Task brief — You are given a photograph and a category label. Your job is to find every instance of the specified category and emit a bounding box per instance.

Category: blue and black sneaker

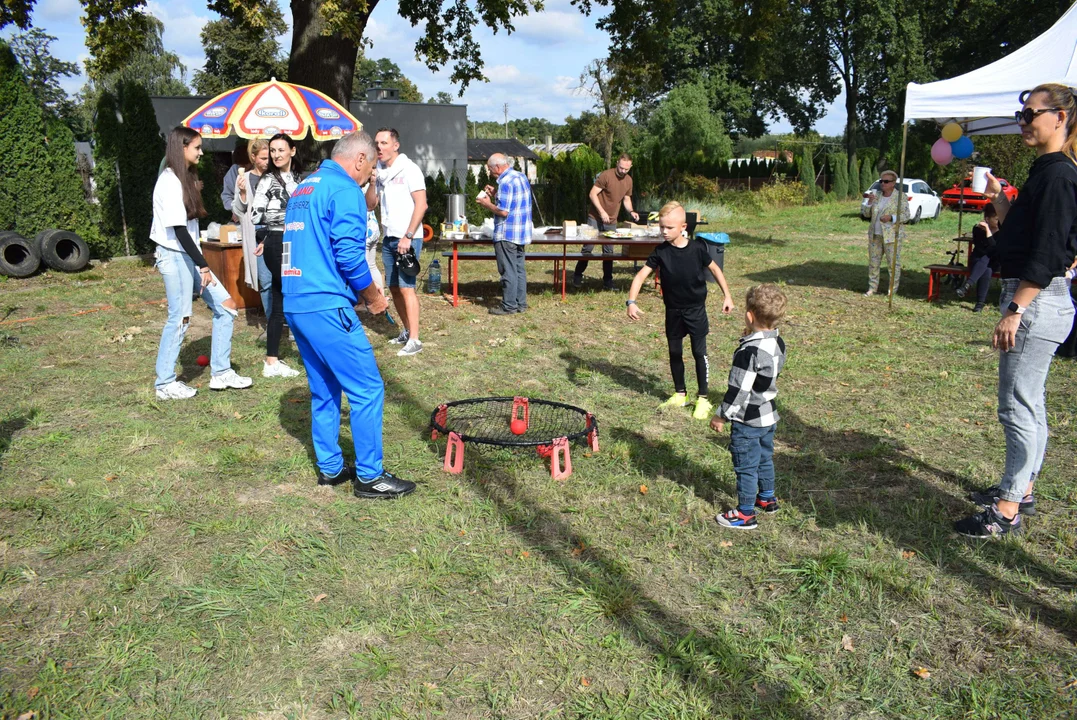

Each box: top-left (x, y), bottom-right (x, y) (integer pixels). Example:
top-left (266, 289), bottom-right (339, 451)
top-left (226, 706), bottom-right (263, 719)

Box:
top-left (968, 484), bottom-right (1036, 516)
top-left (954, 505), bottom-right (1022, 539)
top-left (715, 509), bottom-right (758, 530)
top-left (317, 462), bottom-right (354, 487)
top-left (354, 470), bottom-right (416, 500)
top-left (755, 496), bottom-right (780, 514)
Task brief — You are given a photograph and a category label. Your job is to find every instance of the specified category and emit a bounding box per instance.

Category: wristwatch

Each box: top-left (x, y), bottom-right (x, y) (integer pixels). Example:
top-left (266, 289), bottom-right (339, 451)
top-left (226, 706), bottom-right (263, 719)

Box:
top-left (1006, 301), bottom-right (1026, 315)
top-left (404, 230), bottom-right (414, 240)
top-left (625, 299), bottom-right (637, 306)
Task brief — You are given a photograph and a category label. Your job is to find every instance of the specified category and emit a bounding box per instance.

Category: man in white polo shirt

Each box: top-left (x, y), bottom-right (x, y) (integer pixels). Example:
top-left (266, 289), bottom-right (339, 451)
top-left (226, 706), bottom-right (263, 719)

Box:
top-left (366, 127), bottom-right (428, 357)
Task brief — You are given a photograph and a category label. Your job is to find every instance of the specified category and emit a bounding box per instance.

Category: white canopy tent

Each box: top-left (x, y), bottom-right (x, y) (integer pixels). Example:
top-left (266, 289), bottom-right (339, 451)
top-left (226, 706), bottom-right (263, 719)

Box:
top-left (903, 2), bottom-right (1077, 134)
top-left (878, 3), bottom-right (1077, 305)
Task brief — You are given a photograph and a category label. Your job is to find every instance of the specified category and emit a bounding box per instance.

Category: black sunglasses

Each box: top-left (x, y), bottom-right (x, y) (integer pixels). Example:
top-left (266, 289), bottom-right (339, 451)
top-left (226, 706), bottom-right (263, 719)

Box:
top-left (1014, 107), bottom-right (1060, 125)
top-left (880, 178), bottom-right (895, 184)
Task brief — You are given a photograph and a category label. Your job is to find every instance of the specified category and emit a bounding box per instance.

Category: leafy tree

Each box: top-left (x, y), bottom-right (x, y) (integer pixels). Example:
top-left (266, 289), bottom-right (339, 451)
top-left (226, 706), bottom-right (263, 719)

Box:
top-left (830, 152), bottom-right (849, 200)
top-left (0, 41), bottom-right (59, 235)
top-left (577, 58), bottom-right (632, 167)
top-left (587, 0), bottom-right (836, 136)
top-left (8, 29), bottom-right (79, 123)
top-left (193, 0), bottom-right (288, 95)
top-left (859, 154), bottom-right (876, 193)
top-left (351, 55), bottom-right (422, 102)
top-left (93, 82), bottom-right (165, 255)
top-left (427, 91), bottom-right (454, 104)
top-left (639, 81), bottom-right (732, 175)
top-left (799, 147), bottom-right (819, 204)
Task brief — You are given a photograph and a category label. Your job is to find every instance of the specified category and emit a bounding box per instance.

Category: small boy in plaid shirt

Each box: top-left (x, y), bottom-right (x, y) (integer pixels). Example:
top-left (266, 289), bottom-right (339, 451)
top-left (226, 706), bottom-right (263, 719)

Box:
top-left (711, 284), bottom-right (787, 530)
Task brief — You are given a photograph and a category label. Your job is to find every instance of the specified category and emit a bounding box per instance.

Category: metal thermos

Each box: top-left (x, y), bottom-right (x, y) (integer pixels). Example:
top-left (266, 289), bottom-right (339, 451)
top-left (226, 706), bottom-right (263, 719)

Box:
top-left (446, 194), bottom-right (465, 223)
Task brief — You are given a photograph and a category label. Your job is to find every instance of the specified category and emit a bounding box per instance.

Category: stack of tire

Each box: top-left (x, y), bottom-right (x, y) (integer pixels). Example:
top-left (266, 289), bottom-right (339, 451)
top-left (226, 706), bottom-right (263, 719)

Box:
top-left (0, 229), bottom-right (91, 278)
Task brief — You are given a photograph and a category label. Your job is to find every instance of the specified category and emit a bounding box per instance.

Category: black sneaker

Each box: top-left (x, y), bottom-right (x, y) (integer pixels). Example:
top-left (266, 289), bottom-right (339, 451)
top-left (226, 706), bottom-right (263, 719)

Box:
top-left (489, 306), bottom-right (515, 316)
top-left (603, 281), bottom-right (616, 291)
top-left (972, 302), bottom-right (986, 313)
top-left (968, 485), bottom-right (1036, 516)
top-left (354, 470), bottom-right (416, 499)
top-left (317, 462), bottom-right (354, 486)
top-left (571, 274), bottom-right (583, 288)
top-left (954, 505), bottom-right (1022, 538)
top-left (755, 496), bottom-right (780, 514)
top-left (955, 281), bottom-right (971, 298)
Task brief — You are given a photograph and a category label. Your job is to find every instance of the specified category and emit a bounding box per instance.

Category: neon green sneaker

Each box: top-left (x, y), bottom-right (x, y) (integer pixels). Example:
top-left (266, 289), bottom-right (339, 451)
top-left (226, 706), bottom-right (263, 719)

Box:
top-left (659, 392), bottom-right (689, 409)
top-left (692, 396), bottom-right (714, 420)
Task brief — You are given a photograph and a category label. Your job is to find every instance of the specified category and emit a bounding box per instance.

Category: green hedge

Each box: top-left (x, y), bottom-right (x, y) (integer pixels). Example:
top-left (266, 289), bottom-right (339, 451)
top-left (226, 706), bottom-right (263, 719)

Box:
top-left (0, 42), bottom-right (97, 248)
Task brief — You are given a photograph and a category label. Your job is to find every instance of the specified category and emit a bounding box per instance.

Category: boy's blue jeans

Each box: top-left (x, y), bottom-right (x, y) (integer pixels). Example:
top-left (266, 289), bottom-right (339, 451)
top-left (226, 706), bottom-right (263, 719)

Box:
top-left (730, 422), bottom-right (776, 514)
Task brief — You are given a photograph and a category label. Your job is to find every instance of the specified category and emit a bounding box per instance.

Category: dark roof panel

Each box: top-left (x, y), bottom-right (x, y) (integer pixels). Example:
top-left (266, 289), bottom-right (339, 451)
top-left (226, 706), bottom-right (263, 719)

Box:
top-left (467, 138), bottom-right (539, 162)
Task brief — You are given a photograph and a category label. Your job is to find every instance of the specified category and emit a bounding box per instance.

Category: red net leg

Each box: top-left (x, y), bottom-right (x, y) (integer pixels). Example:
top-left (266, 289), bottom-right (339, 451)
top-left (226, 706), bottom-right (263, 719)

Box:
top-left (551, 436), bottom-right (572, 480)
top-left (431, 404), bottom-right (448, 440)
top-left (586, 412), bottom-right (599, 452)
top-left (444, 431), bottom-right (465, 474)
top-left (512, 396), bottom-right (530, 430)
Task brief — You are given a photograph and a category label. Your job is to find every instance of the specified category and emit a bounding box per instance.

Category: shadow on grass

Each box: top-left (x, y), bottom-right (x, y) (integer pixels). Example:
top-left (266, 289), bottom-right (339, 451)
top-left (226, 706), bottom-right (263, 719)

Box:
top-left (177, 335), bottom-right (212, 382)
top-left (370, 373), bottom-right (818, 717)
top-left (0, 410), bottom-right (36, 470)
top-left (744, 260), bottom-right (932, 300)
top-left (561, 350), bottom-right (1077, 642)
top-left (560, 351), bottom-right (669, 402)
top-left (776, 409), bottom-right (1077, 642)
top-left (727, 230), bottom-right (788, 248)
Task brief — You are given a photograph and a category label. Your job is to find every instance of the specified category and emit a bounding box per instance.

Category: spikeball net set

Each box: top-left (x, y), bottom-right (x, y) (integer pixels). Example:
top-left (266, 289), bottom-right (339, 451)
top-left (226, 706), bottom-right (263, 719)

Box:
top-left (429, 397), bottom-right (599, 480)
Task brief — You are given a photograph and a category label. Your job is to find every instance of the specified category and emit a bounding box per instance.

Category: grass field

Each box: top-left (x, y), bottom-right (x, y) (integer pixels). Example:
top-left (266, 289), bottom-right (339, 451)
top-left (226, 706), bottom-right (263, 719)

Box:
top-left (1, 202), bottom-right (1075, 719)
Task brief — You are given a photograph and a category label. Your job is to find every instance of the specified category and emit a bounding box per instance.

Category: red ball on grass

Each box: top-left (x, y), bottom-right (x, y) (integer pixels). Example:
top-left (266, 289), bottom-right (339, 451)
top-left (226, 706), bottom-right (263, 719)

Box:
top-left (196, 354), bottom-right (210, 367)
top-left (510, 419), bottom-right (527, 435)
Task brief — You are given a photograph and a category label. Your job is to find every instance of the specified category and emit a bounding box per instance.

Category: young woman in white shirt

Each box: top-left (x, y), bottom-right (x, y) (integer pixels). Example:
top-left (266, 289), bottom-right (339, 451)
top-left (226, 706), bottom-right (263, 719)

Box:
top-left (251, 133), bottom-right (303, 378)
top-left (151, 127), bottom-right (253, 399)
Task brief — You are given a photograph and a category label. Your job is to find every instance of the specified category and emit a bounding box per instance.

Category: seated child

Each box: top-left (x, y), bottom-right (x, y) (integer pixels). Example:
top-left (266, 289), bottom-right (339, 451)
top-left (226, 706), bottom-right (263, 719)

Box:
top-left (625, 201), bottom-right (734, 420)
top-left (711, 284), bottom-right (788, 530)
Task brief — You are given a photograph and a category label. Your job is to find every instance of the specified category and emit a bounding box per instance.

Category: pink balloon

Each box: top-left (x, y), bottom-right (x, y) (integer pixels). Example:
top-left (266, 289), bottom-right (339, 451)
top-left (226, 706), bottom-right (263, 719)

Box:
top-left (931, 137), bottom-right (953, 165)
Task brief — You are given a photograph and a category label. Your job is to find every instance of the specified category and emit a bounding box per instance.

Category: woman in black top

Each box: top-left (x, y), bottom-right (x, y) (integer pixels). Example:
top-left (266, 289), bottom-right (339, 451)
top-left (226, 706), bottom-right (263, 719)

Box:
top-left (955, 83), bottom-right (1077, 538)
top-left (252, 133), bottom-right (303, 379)
top-left (955, 202), bottom-right (1000, 311)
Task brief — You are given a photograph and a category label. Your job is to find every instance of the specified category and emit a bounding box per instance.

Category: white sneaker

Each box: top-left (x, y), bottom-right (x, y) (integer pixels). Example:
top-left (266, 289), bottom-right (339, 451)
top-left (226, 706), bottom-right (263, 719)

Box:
top-left (397, 338), bottom-right (423, 356)
top-left (155, 380), bottom-right (197, 400)
top-left (389, 330), bottom-right (409, 345)
top-left (209, 368), bottom-right (253, 390)
top-left (262, 360), bottom-right (300, 378)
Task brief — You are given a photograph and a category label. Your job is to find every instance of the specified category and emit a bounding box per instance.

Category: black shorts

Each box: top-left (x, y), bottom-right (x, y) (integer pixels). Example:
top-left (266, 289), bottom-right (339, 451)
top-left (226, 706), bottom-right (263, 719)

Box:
top-left (665, 305), bottom-right (709, 340)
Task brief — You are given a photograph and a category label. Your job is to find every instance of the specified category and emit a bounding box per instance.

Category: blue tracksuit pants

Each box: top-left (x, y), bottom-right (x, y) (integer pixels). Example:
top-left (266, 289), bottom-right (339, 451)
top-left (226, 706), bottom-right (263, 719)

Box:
top-left (285, 306), bottom-right (384, 479)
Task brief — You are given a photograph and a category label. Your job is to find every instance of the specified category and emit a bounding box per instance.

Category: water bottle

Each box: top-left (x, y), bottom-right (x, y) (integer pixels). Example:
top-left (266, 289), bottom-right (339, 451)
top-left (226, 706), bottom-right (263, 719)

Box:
top-left (426, 259), bottom-right (441, 295)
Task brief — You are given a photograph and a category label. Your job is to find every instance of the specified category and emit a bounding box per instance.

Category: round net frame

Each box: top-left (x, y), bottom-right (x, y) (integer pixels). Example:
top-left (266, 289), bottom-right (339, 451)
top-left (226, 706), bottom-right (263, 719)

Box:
top-left (430, 396), bottom-right (597, 448)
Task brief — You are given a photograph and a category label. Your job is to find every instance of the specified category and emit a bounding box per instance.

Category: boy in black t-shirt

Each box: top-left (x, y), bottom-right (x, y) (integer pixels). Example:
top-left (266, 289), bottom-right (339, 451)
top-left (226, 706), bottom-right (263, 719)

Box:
top-left (626, 201), bottom-right (735, 419)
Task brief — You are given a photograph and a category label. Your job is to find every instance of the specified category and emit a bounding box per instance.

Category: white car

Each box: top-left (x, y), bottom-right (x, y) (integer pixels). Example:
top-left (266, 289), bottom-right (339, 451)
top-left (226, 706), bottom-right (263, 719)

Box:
top-left (859, 178), bottom-right (942, 224)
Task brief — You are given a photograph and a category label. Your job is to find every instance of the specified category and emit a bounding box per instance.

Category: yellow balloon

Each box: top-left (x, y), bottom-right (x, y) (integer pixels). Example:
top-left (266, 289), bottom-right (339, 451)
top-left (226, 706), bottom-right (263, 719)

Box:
top-left (941, 122), bottom-right (963, 142)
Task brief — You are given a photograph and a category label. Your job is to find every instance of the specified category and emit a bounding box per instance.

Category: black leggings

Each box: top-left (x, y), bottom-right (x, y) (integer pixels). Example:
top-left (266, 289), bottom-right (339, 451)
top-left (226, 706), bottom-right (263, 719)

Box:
top-left (261, 230), bottom-right (285, 357)
top-left (666, 305), bottom-right (709, 395)
top-left (966, 251), bottom-right (998, 304)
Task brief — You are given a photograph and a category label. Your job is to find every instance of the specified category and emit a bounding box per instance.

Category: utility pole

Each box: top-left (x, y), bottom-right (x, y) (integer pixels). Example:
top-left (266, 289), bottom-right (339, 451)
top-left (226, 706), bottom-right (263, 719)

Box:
top-left (503, 103), bottom-right (509, 138)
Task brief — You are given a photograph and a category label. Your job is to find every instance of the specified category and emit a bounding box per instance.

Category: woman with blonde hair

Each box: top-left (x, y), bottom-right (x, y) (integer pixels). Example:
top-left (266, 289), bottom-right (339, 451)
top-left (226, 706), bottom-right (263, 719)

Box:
top-left (233, 138), bottom-right (272, 316)
top-left (864, 169), bottom-right (909, 296)
top-left (956, 83), bottom-right (1077, 537)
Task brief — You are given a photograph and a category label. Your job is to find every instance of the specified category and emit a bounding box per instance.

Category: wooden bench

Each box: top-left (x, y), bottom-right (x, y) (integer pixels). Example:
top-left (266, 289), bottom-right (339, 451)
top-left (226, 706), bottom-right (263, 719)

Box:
top-left (441, 250), bottom-right (650, 303)
top-left (925, 264), bottom-right (1000, 302)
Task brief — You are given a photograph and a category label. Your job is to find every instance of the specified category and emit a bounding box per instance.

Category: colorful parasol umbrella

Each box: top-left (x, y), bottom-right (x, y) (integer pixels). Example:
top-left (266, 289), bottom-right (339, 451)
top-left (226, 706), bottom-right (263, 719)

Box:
top-left (183, 78), bottom-right (361, 141)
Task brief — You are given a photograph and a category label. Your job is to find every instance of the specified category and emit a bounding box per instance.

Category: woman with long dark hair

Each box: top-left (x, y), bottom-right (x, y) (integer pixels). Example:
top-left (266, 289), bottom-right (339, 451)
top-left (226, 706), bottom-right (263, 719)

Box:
top-left (956, 83), bottom-right (1077, 537)
top-left (151, 127), bottom-right (253, 399)
top-left (955, 202), bottom-right (1001, 312)
top-left (252, 133), bottom-right (303, 378)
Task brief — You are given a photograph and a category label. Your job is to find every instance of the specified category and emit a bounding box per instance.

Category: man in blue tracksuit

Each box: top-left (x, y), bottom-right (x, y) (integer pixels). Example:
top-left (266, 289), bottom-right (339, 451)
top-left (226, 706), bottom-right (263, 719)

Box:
top-left (282, 131), bottom-right (415, 499)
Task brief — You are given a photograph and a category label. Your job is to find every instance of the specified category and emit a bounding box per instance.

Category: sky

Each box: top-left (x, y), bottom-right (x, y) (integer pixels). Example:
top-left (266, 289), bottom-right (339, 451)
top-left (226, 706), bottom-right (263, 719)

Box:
top-left (6, 0), bottom-right (846, 134)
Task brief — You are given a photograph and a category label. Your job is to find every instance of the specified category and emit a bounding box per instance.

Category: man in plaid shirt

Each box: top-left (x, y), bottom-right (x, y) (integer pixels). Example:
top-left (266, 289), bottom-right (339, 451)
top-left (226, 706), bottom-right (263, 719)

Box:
top-left (477, 153), bottom-right (533, 315)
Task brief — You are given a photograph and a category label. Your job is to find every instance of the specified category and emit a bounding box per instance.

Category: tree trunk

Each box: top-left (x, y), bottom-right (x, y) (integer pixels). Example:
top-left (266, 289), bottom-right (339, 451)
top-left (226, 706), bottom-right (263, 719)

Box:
top-left (288, 0), bottom-right (372, 106)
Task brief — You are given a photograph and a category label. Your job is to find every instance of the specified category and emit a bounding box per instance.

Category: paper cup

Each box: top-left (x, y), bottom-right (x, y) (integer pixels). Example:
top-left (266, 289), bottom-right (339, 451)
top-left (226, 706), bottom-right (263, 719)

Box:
top-left (972, 166), bottom-right (991, 194)
top-left (477, 191), bottom-right (487, 200)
